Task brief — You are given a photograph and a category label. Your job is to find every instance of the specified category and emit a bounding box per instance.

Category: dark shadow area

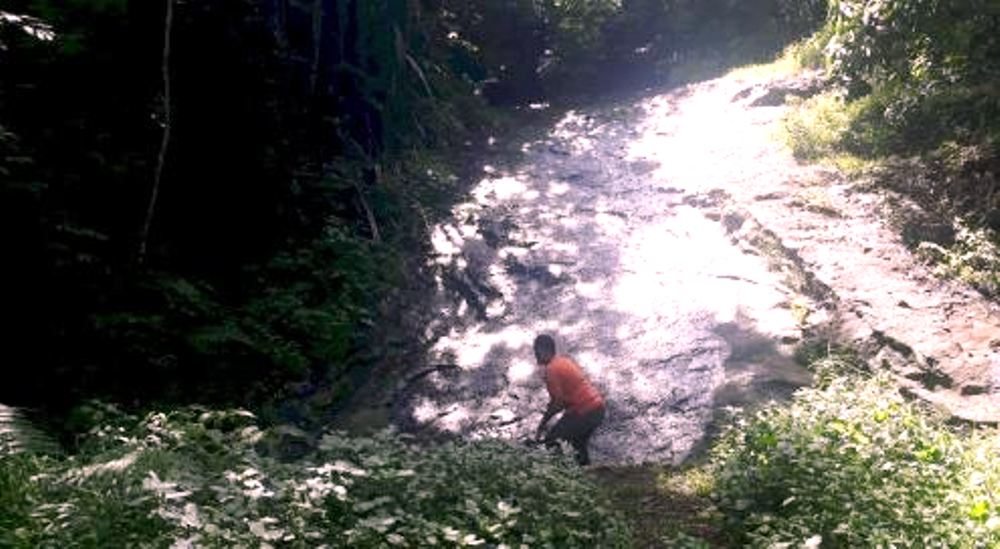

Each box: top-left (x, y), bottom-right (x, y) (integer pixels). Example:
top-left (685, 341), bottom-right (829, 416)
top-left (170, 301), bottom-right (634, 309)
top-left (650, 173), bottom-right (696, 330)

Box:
top-left (479, 0), bottom-right (827, 112)
top-left (712, 320), bottom-right (812, 409)
top-left (590, 464), bottom-right (725, 548)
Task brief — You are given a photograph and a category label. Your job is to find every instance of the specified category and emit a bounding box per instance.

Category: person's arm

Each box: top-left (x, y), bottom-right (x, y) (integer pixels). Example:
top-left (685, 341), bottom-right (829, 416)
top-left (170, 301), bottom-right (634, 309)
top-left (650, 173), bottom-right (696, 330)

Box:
top-left (535, 399), bottom-right (564, 440)
top-left (537, 363), bottom-right (566, 440)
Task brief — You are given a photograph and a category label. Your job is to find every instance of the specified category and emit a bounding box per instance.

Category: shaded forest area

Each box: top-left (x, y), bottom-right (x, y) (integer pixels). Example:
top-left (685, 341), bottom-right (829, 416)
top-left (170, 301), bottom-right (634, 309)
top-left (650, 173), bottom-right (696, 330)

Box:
top-left (0, 0), bottom-right (821, 416)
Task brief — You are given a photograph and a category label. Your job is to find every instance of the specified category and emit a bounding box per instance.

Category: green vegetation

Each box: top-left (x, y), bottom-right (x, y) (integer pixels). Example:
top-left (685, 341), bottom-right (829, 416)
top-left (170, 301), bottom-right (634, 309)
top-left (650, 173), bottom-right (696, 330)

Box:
top-left (917, 224), bottom-right (1000, 297)
top-left (9, 1), bottom-right (1000, 546)
top-left (0, 0), bottom-right (495, 413)
top-left (711, 363), bottom-right (1000, 546)
top-left (1, 404), bottom-right (629, 547)
top-left (32, 311), bottom-right (999, 546)
top-left (600, 358), bottom-right (1000, 546)
top-left (593, 464), bottom-right (721, 547)
top-left (782, 0), bottom-right (1000, 160)
top-left (779, 0), bottom-right (1000, 295)
top-left (783, 91), bottom-right (869, 168)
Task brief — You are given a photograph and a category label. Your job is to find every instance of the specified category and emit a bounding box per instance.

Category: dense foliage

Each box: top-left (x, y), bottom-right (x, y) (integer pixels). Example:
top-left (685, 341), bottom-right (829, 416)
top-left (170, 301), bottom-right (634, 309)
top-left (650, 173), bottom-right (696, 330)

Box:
top-left (710, 367), bottom-right (1000, 546)
top-left (1, 404), bottom-right (629, 547)
top-left (826, 0), bottom-right (1000, 100)
top-left (0, 0), bottom-right (482, 412)
top-left (458, 0), bottom-right (827, 100)
top-left (788, 0), bottom-right (1000, 156)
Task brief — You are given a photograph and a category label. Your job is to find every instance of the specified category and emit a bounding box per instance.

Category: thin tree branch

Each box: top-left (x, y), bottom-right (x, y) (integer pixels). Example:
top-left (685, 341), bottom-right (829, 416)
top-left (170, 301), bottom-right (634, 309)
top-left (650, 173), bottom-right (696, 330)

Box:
top-left (139, 0), bottom-right (174, 265)
top-left (273, 0), bottom-right (289, 52)
top-left (356, 164), bottom-right (382, 243)
top-left (405, 52), bottom-right (434, 98)
top-left (309, 0), bottom-right (323, 95)
top-left (342, 135), bottom-right (383, 244)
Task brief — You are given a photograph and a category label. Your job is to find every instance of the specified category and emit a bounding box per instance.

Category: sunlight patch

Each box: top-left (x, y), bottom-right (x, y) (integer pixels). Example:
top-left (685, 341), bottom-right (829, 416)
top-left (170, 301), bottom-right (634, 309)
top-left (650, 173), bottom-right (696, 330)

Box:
top-left (438, 406), bottom-right (470, 432)
top-left (572, 351), bottom-right (605, 378)
top-left (430, 226), bottom-right (460, 258)
top-left (550, 241), bottom-right (579, 256)
top-left (475, 176), bottom-right (528, 202)
top-left (507, 359), bottom-right (537, 384)
top-left (433, 325), bottom-right (535, 370)
top-left (575, 280), bottom-right (604, 299)
top-left (547, 182), bottom-right (571, 196)
top-left (595, 212), bottom-right (627, 235)
top-left (412, 398), bottom-right (443, 424)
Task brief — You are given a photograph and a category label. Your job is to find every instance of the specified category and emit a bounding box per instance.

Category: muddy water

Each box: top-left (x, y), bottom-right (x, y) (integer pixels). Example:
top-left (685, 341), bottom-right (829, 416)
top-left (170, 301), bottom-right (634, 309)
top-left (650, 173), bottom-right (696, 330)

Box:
top-left (390, 69), bottom-right (1000, 465)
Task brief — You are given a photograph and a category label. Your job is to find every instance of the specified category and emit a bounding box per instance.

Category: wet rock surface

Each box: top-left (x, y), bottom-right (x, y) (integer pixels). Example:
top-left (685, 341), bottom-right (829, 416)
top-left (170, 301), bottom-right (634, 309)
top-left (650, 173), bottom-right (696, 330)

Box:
top-left (391, 69), bottom-right (1000, 465)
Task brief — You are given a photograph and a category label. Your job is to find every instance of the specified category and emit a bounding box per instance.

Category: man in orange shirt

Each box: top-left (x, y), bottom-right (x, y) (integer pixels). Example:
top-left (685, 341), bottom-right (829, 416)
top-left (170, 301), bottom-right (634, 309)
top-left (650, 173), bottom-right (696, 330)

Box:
top-left (533, 334), bottom-right (606, 465)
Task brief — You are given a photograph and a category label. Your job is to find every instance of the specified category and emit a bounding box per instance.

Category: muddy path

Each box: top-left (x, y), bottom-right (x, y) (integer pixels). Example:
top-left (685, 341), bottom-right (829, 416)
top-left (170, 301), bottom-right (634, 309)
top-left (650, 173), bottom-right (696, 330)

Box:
top-left (387, 69), bottom-right (1000, 465)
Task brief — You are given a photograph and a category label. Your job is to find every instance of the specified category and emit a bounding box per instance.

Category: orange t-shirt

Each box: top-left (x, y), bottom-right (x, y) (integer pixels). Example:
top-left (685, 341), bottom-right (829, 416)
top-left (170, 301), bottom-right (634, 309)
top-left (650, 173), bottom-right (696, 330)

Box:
top-left (546, 355), bottom-right (604, 416)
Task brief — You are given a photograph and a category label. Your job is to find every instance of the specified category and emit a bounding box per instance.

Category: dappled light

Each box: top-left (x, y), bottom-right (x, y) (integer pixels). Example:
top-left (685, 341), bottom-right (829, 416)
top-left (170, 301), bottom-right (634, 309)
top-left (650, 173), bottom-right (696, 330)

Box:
top-left (0, 11), bottom-right (55, 41)
top-left (397, 75), bottom-right (815, 464)
top-left (5, 0), bottom-right (1000, 545)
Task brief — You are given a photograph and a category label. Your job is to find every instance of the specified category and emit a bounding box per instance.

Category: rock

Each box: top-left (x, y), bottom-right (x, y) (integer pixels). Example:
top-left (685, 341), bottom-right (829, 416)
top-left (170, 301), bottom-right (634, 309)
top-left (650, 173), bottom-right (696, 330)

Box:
top-left (722, 212), bottom-right (746, 233)
top-left (548, 143), bottom-right (571, 156)
top-left (903, 222), bottom-right (956, 247)
top-left (915, 241), bottom-right (948, 263)
top-left (490, 408), bottom-right (518, 424)
top-left (979, 209), bottom-right (1000, 233)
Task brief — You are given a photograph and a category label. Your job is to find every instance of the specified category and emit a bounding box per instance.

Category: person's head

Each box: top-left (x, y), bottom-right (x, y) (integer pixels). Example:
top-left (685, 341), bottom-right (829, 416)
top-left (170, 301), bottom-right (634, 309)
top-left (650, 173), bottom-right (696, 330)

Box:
top-left (533, 334), bottom-right (556, 365)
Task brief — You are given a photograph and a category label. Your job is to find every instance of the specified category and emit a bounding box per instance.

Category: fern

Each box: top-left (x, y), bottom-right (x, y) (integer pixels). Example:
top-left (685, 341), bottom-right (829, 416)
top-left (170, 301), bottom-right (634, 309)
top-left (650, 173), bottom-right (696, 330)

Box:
top-left (0, 404), bottom-right (61, 456)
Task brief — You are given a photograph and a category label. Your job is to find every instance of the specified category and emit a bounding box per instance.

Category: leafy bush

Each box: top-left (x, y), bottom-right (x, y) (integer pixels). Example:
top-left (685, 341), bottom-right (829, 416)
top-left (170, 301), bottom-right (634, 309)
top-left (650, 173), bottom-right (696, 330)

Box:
top-left (782, 81), bottom-right (981, 163)
top-left (918, 223), bottom-right (1000, 298)
top-left (84, 225), bottom-right (395, 406)
top-left (0, 406), bottom-right (630, 547)
top-left (710, 371), bottom-right (1000, 546)
top-left (445, 0), bottom-right (828, 101)
top-left (796, 1), bottom-right (1000, 156)
top-left (826, 0), bottom-right (1000, 94)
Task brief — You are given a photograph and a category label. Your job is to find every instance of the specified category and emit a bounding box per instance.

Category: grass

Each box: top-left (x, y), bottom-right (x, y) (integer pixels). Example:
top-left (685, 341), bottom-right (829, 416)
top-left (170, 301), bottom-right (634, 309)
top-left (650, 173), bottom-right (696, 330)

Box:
top-left (726, 36), bottom-right (825, 82)
top-left (782, 91), bottom-right (870, 170)
top-left (591, 463), bottom-right (723, 548)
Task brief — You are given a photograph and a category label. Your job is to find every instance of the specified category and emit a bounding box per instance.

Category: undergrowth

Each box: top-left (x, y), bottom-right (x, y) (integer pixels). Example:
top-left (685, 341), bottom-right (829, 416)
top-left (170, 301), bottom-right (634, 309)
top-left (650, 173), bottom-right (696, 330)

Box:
top-left (779, 1), bottom-right (1000, 298)
top-left (7, 366), bottom-right (999, 547)
top-left (711, 363), bottom-right (1000, 546)
top-left (652, 356), bottom-right (1000, 547)
top-left (0, 403), bottom-right (629, 548)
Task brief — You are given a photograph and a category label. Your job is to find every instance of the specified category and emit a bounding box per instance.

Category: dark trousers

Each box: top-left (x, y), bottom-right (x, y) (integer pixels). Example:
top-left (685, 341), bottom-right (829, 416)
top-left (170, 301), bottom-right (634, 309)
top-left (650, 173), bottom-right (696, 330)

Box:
top-left (545, 406), bottom-right (605, 465)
